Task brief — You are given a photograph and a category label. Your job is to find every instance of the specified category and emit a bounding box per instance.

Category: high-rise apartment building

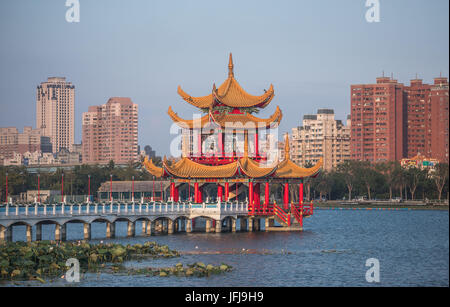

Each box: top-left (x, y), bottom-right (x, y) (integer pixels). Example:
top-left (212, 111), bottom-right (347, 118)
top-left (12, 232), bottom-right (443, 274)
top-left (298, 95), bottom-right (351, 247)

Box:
top-left (428, 77), bottom-right (449, 162)
top-left (82, 97), bottom-right (138, 164)
top-left (351, 75), bottom-right (449, 163)
top-left (291, 109), bottom-right (351, 171)
top-left (36, 77), bottom-right (75, 153)
top-left (351, 77), bottom-right (407, 162)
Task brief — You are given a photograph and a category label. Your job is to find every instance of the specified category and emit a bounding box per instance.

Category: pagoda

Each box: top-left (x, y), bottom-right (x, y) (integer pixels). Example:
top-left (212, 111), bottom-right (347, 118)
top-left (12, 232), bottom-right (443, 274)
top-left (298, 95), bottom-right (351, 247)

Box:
top-left (143, 54), bottom-right (323, 227)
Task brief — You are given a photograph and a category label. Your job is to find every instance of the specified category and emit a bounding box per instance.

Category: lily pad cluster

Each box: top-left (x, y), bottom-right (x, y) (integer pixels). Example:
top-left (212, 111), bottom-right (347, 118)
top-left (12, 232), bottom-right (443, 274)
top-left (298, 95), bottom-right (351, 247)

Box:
top-left (116, 262), bottom-right (233, 278)
top-left (0, 240), bottom-right (179, 281)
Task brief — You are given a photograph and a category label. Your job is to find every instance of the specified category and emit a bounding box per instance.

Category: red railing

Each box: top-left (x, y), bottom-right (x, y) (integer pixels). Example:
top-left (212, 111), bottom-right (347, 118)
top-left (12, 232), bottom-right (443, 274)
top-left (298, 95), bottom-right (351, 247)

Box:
top-left (273, 203), bottom-right (290, 226)
top-left (248, 203), bottom-right (274, 216)
top-left (291, 204), bottom-right (303, 227)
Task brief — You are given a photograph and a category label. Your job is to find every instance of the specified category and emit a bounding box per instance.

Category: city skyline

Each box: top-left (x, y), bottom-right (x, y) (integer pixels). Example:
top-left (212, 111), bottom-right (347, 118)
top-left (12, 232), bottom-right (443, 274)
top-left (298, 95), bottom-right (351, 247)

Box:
top-left (0, 0), bottom-right (449, 156)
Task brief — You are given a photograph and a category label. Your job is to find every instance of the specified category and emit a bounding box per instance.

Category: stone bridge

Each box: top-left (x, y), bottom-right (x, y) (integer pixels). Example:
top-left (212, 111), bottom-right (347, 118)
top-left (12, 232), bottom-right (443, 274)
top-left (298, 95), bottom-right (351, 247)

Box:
top-left (0, 201), bottom-right (273, 242)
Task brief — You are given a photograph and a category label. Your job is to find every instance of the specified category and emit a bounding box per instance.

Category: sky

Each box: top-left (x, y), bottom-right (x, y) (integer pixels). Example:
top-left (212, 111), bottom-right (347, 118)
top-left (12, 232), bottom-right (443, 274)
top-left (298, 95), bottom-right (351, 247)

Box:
top-left (0, 0), bottom-right (448, 156)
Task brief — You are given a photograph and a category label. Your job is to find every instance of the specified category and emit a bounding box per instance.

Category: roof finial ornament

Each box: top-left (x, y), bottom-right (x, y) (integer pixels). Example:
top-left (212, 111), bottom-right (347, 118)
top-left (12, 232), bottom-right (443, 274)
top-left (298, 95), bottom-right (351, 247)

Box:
top-left (228, 53), bottom-right (234, 77)
top-left (284, 133), bottom-right (290, 161)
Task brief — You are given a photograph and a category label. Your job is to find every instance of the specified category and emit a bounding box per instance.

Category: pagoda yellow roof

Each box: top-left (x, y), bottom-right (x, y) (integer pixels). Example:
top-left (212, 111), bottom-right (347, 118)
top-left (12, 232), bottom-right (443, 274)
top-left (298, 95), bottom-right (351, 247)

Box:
top-left (142, 157), bottom-right (164, 177)
top-left (143, 155), bottom-right (321, 179)
top-left (274, 133), bottom-right (322, 178)
top-left (168, 106), bottom-right (212, 129)
top-left (274, 157), bottom-right (323, 178)
top-left (163, 156), bottom-right (240, 178)
top-left (169, 106), bottom-right (282, 129)
top-left (239, 157), bottom-right (277, 178)
top-left (177, 53), bottom-right (275, 109)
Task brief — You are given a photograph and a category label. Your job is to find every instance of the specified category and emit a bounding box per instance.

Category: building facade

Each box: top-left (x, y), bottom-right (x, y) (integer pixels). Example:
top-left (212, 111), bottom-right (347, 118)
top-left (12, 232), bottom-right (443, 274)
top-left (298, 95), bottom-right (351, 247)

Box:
top-left (36, 77), bottom-right (75, 153)
top-left (0, 126), bottom-right (51, 164)
top-left (291, 109), bottom-right (351, 171)
top-left (82, 97), bottom-right (138, 165)
top-left (350, 77), bottom-right (406, 162)
top-left (351, 76), bottom-right (449, 163)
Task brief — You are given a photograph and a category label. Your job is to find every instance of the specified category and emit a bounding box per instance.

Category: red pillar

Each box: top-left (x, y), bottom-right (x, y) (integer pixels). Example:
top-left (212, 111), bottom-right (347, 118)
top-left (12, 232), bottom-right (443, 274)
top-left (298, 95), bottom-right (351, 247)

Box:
top-left (225, 182), bottom-right (229, 201)
top-left (249, 181), bottom-right (254, 214)
top-left (170, 182), bottom-right (175, 201)
top-left (174, 186), bottom-right (179, 202)
top-left (283, 183), bottom-right (289, 210)
top-left (264, 182), bottom-right (269, 212)
top-left (299, 180), bottom-right (304, 207)
top-left (199, 186), bottom-right (203, 203)
top-left (253, 183), bottom-right (260, 213)
top-left (194, 182), bottom-right (199, 203)
top-left (217, 184), bottom-right (223, 201)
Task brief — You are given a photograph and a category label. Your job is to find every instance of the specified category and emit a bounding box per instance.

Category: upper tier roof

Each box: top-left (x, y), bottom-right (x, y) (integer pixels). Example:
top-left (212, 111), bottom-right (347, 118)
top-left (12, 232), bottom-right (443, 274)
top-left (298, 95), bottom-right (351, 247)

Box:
top-left (177, 53), bottom-right (275, 109)
top-left (168, 106), bottom-right (282, 129)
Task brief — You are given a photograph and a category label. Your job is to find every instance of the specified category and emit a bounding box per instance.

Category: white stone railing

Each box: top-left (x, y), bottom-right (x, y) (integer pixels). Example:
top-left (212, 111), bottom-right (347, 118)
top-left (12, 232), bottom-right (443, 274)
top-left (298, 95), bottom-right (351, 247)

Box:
top-left (0, 201), bottom-right (249, 219)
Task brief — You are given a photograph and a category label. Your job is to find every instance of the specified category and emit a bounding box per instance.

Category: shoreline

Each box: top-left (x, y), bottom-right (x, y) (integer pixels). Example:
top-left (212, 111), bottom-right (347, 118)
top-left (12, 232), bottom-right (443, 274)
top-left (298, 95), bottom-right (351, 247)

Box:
top-left (314, 201), bottom-right (449, 211)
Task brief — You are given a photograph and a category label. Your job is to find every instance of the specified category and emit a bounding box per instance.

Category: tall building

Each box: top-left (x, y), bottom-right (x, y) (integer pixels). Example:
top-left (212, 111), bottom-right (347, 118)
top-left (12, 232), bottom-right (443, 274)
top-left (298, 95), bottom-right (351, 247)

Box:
top-left (36, 77), bottom-right (75, 153)
top-left (351, 76), bottom-right (407, 162)
top-left (404, 78), bottom-right (432, 158)
top-left (82, 97), bottom-right (138, 164)
top-left (351, 75), bottom-right (449, 163)
top-left (429, 77), bottom-right (449, 162)
top-left (291, 109), bottom-right (351, 171)
top-left (0, 126), bottom-right (51, 163)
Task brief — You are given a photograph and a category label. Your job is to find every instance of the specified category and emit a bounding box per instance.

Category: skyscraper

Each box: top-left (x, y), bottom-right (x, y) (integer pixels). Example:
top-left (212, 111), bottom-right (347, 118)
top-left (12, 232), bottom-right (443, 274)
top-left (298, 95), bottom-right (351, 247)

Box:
top-left (82, 97), bottom-right (138, 164)
top-left (36, 77), bottom-right (75, 153)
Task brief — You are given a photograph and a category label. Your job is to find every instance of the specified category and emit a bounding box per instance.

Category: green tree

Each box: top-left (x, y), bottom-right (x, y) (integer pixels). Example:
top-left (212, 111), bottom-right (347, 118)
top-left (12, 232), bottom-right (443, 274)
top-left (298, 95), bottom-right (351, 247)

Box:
top-left (405, 167), bottom-right (427, 200)
top-left (432, 163), bottom-right (449, 202)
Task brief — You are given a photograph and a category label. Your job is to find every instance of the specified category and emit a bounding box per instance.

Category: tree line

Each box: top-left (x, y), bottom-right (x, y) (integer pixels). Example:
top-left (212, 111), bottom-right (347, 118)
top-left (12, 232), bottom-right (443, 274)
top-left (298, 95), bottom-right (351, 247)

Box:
top-left (0, 158), bottom-right (448, 203)
top-left (303, 160), bottom-right (449, 202)
top-left (0, 159), bottom-right (163, 202)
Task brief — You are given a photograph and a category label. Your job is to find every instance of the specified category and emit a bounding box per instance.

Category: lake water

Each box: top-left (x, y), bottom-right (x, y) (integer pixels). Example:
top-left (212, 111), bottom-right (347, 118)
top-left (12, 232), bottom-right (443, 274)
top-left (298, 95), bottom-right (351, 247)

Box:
top-left (5, 209), bottom-right (449, 287)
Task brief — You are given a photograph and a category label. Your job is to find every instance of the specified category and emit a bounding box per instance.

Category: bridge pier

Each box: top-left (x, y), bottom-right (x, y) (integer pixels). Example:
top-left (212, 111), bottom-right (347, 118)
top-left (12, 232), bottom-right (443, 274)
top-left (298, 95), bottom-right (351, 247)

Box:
top-left (142, 220), bottom-right (147, 235)
top-left (83, 223), bottom-right (91, 240)
top-left (205, 219), bottom-right (212, 233)
top-left (232, 218), bottom-right (236, 232)
top-left (248, 218), bottom-right (253, 232)
top-left (215, 219), bottom-right (222, 233)
top-left (0, 225), bottom-right (11, 242)
top-left (186, 219), bottom-right (192, 233)
top-left (168, 219), bottom-right (174, 234)
top-left (106, 222), bottom-right (115, 238)
top-left (127, 221), bottom-right (135, 237)
top-left (26, 225), bottom-right (32, 242)
top-left (55, 224), bottom-right (66, 241)
top-left (146, 220), bottom-right (152, 236)
top-left (265, 217), bottom-right (274, 230)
